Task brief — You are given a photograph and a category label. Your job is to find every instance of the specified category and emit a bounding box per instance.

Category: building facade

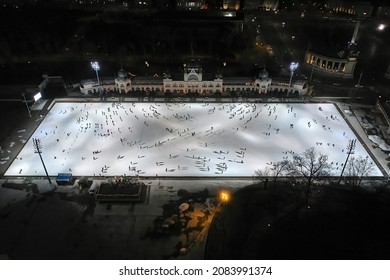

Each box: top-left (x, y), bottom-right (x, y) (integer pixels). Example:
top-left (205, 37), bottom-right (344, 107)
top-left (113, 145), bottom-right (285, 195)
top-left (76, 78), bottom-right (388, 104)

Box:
top-left (325, 0), bottom-right (374, 18)
top-left (261, 0), bottom-right (279, 11)
top-left (245, 0), bottom-right (279, 11)
top-left (176, 0), bottom-right (206, 10)
top-left (222, 0), bottom-right (240, 10)
top-left (304, 50), bottom-right (357, 79)
top-left (80, 61), bottom-right (308, 96)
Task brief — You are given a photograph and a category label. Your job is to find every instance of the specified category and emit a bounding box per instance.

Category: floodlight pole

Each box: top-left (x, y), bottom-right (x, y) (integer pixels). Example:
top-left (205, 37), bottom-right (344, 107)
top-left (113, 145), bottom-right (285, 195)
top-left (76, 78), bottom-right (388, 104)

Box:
top-left (338, 139), bottom-right (357, 184)
top-left (145, 61), bottom-right (149, 76)
top-left (91, 61), bottom-right (101, 93)
top-left (33, 138), bottom-right (52, 184)
top-left (21, 93), bottom-right (32, 118)
top-left (288, 62), bottom-right (298, 97)
top-left (289, 62), bottom-right (298, 87)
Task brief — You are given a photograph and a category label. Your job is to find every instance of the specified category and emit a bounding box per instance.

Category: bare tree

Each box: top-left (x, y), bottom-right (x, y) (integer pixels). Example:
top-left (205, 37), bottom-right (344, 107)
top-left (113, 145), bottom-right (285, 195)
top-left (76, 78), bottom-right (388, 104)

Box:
top-left (254, 166), bottom-right (272, 178)
top-left (270, 160), bottom-right (289, 185)
top-left (254, 166), bottom-right (272, 189)
top-left (344, 155), bottom-right (375, 188)
top-left (286, 147), bottom-right (331, 205)
top-left (254, 160), bottom-right (289, 189)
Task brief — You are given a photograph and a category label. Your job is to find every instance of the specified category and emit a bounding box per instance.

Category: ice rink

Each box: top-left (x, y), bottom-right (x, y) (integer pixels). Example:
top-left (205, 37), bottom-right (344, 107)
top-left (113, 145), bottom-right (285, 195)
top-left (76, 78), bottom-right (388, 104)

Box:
top-left (5, 102), bottom-right (382, 177)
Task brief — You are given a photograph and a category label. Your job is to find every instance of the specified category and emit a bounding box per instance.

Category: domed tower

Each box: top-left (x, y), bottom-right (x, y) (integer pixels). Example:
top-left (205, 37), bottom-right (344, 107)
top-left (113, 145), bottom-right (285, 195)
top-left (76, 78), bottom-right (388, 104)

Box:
top-left (163, 70), bottom-right (171, 79)
top-left (215, 70), bottom-right (223, 80)
top-left (115, 68), bottom-right (131, 94)
top-left (184, 59), bottom-right (202, 82)
top-left (255, 67), bottom-right (272, 94)
top-left (258, 68), bottom-right (269, 80)
top-left (117, 68), bottom-right (127, 81)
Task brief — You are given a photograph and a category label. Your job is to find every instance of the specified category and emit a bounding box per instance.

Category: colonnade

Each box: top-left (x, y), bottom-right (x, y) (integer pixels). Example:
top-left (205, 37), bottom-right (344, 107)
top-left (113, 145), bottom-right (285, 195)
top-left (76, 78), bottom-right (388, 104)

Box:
top-left (305, 51), bottom-right (357, 79)
top-left (307, 53), bottom-right (346, 73)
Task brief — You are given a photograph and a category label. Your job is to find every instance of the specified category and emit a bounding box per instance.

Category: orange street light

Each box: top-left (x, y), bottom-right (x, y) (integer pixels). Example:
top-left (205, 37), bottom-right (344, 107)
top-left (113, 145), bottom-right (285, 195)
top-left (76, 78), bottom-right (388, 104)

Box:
top-left (219, 190), bottom-right (230, 204)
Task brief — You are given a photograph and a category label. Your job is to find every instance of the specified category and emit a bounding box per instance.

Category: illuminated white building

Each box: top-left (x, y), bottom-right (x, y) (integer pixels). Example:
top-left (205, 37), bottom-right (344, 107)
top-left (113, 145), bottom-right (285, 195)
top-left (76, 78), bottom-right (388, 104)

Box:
top-left (80, 60), bottom-right (308, 96)
top-left (325, 0), bottom-right (373, 18)
top-left (304, 50), bottom-right (358, 79)
top-left (245, 0), bottom-right (278, 11)
top-left (176, 0), bottom-right (206, 10)
top-left (304, 18), bottom-right (362, 79)
top-left (222, 0), bottom-right (240, 10)
top-left (261, 0), bottom-right (279, 11)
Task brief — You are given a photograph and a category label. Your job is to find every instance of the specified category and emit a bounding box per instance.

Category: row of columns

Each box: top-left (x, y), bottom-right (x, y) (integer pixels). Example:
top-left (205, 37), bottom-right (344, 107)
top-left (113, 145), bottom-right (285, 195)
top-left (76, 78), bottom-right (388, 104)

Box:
top-left (309, 55), bottom-right (346, 73)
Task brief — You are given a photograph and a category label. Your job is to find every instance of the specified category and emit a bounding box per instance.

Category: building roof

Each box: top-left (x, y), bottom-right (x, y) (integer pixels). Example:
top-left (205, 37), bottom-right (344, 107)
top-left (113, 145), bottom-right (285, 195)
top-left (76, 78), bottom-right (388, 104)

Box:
top-left (185, 59), bottom-right (202, 69)
top-left (258, 68), bottom-right (269, 80)
top-left (223, 77), bottom-right (254, 85)
top-left (81, 77), bottom-right (115, 86)
top-left (132, 76), bottom-right (163, 85)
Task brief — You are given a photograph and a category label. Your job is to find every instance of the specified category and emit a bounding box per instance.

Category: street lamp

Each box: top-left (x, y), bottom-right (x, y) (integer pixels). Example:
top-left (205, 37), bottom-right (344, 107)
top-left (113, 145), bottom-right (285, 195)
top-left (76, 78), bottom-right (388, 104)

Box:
top-left (91, 61), bottom-right (101, 93)
top-left (289, 62), bottom-right (299, 88)
top-left (32, 138), bottom-right (52, 184)
top-left (355, 71), bottom-right (364, 88)
top-left (219, 190), bottom-right (230, 206)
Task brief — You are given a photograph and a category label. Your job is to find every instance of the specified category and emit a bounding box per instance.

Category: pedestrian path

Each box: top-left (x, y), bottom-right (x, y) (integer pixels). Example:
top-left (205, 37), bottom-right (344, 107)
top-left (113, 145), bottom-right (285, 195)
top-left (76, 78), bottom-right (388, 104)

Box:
top-left (337, 102), bottom-right (390, 176)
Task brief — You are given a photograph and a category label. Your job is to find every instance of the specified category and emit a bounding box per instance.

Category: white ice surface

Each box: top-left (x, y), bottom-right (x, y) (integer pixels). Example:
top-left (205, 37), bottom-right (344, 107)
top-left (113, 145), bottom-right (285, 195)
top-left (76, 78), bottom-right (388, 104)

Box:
top-left (5, 102), bottom-right (383, 177)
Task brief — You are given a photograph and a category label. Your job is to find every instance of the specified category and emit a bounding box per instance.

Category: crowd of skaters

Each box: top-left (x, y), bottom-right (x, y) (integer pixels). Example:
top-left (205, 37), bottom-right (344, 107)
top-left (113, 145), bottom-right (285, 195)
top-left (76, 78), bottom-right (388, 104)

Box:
top-left (10, 101), bottom-right (372, 177)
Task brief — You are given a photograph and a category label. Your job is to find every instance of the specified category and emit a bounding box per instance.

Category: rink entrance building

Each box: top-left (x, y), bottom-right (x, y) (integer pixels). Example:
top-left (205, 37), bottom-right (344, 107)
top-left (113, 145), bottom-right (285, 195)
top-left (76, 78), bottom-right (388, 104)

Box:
top-left (80, 60), bottom-right (308, 96)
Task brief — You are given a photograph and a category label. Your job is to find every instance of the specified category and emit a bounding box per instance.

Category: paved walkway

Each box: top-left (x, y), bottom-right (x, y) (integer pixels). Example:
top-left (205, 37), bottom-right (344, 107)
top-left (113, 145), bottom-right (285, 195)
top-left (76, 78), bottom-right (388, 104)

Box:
top-left (336, 102), bottom-right (390, 176)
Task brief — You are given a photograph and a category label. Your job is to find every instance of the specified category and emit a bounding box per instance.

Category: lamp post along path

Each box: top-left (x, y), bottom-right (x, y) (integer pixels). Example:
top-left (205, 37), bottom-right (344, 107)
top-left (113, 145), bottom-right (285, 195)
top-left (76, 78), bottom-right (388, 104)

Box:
top-left (355, 71), bottom-right (364, 88)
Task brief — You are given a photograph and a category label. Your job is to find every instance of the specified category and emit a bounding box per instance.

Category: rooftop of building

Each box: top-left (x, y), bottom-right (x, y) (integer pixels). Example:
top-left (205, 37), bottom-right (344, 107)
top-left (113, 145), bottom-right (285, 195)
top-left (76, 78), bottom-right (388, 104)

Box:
top-left (80, 77), bottom-right (115, 85)
top-left (223, 77), bottom-right (255, 84)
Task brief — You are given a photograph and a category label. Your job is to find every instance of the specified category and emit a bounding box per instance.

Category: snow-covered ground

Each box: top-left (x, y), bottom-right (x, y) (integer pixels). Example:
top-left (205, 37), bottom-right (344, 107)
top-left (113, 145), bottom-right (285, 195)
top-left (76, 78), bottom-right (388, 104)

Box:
top-left (5, 102), bottom-right (383, 177)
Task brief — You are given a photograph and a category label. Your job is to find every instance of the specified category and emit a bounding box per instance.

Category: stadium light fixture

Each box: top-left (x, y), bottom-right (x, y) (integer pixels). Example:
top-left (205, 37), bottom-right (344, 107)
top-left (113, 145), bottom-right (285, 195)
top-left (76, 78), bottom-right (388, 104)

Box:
top-left (289, 62), bottom-right (299, 87)
top-left (91, 61), bottom-right (101, 92)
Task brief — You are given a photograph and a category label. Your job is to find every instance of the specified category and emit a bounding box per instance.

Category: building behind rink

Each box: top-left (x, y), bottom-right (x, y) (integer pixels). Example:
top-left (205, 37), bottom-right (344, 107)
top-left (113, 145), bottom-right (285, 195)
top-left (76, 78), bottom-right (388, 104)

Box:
top-left (79, 59), bottom-right (309, 97)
